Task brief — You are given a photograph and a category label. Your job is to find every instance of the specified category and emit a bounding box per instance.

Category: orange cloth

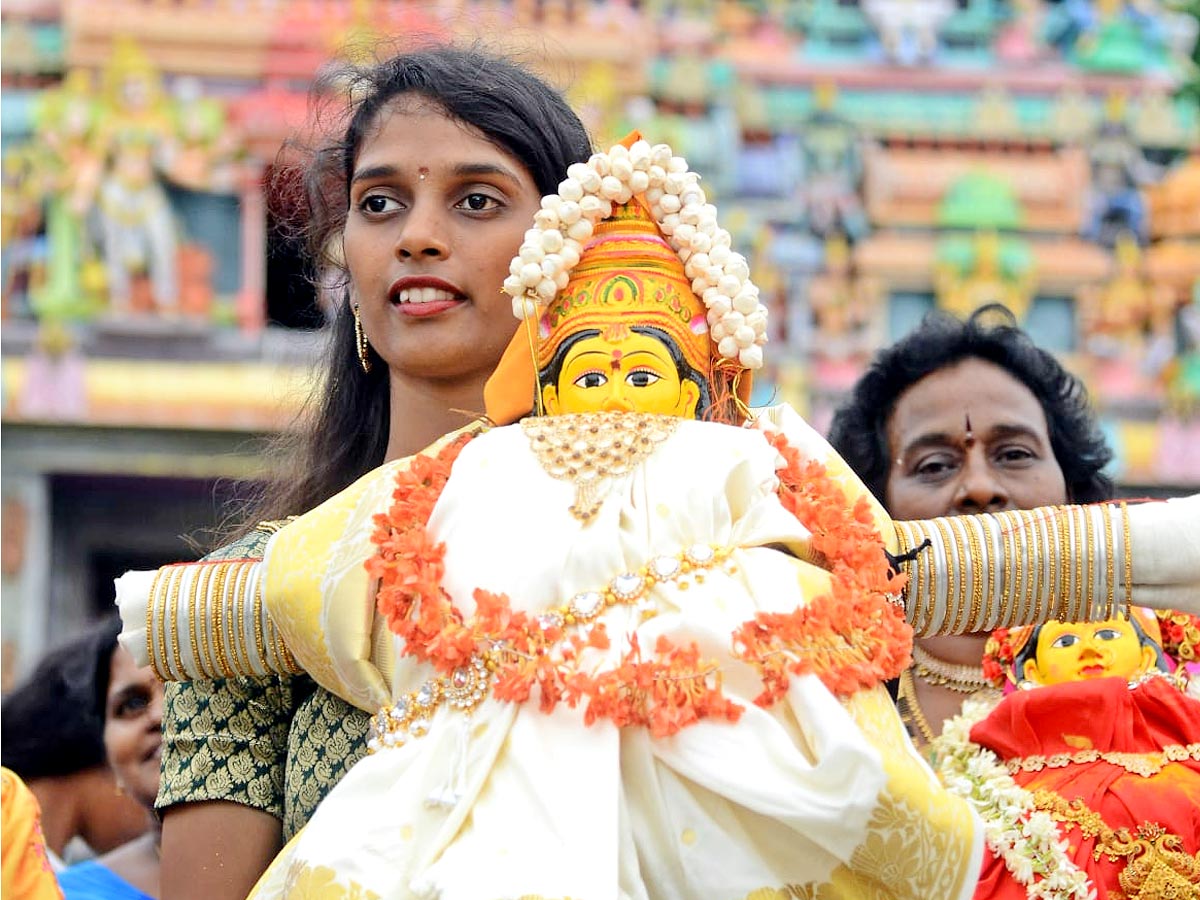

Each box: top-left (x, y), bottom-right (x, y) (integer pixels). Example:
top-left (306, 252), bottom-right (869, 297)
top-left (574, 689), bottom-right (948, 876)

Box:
top-left (969, 678), bottom-right (1200, 899)
top-left (1, 767), bottom-right (64, 900)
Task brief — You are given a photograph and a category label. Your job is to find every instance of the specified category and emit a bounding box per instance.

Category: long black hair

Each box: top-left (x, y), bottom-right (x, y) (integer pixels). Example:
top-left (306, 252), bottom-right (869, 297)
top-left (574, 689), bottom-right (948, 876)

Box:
top-left (828, 305), bottom-right (1114, 506)
top-left (231, 46), bottom-right (592, 537)
top-left (1, 617), bottom-right (122, 780)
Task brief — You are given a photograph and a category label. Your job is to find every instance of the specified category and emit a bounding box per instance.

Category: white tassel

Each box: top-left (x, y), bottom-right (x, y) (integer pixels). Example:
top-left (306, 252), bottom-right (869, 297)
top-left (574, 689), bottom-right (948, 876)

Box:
top-left (424, 715), bottom-right (471, 810)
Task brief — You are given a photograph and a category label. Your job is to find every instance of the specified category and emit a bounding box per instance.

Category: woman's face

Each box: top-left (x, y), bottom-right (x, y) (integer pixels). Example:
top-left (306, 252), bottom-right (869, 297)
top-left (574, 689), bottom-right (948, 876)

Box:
top-left (541, 331), bottom-right (700, 417)
top-left (103, 647), bottom-right (163, 811)
top-left (885, 358), bottom-right (1068, 520)
top-left (343, 96), bottom-right (542, 386)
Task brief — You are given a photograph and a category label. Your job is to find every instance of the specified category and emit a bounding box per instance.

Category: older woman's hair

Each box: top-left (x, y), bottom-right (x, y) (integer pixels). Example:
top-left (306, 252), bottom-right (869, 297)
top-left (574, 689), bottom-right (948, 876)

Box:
top-left (0, 617), bottom-right (122, 780)
top-left (827, 304), bottom-right (1114, 506)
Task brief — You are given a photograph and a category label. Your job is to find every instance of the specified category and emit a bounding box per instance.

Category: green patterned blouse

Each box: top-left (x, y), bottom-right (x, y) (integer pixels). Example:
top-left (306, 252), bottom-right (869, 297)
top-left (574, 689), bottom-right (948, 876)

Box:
top-left (155, 523), bottom-right (370, 840)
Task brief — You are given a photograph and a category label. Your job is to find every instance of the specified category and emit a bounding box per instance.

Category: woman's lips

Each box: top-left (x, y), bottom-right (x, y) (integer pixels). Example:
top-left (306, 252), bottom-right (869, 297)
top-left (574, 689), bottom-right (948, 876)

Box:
top-left (390, 283), bottom-right (466, 317)
top-left (393, 280), bottom-right (468, 319)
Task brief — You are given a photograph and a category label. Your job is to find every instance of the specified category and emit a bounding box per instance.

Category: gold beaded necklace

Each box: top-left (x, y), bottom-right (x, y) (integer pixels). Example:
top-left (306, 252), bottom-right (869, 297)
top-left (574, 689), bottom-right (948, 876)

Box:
top-left (911, 644), bottom-right (990, 694)
top-left (896, 667), bottom-right (938, 747)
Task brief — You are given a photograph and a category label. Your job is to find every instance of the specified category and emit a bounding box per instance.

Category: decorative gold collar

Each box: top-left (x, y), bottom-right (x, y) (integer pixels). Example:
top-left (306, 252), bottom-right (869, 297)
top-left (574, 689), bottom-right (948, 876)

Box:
top-left (522, 411), bottom-right (679, 522)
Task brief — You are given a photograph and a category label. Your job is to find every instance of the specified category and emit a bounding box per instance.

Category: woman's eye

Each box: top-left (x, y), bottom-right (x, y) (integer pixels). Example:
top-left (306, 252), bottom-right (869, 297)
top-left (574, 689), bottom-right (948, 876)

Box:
top-left (626, 370), bottom-right (661, 388)
top-left (1051, 634), bottom-right (1079, 649)
top-left (459, 193), bottom-right (500, 212)
top-left (114, 692), bottom-right (150, 718)
top-left (360, 194), bottom-right (400, 215)
top-left (573, 371), bottom-right (607, 389)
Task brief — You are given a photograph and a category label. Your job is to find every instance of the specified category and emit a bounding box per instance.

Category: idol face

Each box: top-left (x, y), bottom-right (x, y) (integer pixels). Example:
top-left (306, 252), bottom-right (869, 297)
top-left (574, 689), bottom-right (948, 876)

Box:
top-left (541, 330), bottom-right (700, 418)
top-left (1023, 619), bottom-right (1157, 686)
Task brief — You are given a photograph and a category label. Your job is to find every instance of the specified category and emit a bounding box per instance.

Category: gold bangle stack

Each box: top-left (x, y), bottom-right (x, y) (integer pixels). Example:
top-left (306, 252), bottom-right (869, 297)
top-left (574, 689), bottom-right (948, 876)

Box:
top-left (144, 560), bottom-right (303, 682)
top-left (896, 503), bottom-right (1128, 637)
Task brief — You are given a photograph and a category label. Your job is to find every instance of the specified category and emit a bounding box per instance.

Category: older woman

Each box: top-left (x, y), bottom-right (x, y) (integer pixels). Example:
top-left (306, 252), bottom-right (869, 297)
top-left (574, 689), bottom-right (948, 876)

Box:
top-left (58, 617), bottom-right (163, 900)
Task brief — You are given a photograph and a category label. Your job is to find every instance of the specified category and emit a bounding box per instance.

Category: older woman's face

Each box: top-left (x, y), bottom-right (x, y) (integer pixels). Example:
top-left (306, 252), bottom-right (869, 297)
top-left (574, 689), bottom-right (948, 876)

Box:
top-left (102, 647), bottom-right (163, 811)
top-left (885, 358), bottom-right (1068, 520)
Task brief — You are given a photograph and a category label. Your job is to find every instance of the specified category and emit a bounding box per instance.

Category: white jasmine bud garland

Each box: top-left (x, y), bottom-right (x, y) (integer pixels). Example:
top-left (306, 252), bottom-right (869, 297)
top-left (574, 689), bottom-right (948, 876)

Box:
top-left (502, 139), bottom-right (769, 370)
top-left (932, 699), bottom-right (1096, 900)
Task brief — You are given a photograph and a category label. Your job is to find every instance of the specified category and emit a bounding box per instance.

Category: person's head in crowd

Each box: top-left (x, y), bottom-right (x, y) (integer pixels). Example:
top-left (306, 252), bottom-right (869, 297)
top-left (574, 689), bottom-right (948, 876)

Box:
top-left (92, 615), bottom-right (164, 816)
top-left (1, 618), bottom-right (151, 860)
top-left (248, 44), bottom-right (593, 530)
top-left (828, 304), bottom-right (1114, 522)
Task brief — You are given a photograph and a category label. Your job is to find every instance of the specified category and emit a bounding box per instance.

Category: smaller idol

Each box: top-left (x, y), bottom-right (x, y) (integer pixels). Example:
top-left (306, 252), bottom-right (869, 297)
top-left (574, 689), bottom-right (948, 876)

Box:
top-left (936, 609), bottom-right (1200, 900)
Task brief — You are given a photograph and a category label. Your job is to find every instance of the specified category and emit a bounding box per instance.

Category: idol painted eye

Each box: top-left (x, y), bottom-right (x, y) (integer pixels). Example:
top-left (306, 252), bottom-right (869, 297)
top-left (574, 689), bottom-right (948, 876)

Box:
top-left (1095, 628), bottom-right (1123, 642)
top-left (1050, 633), bottom-right (1080, 649)
top-left (573, 371), bottom-right (607, 389)
top-left (626, 370), bottom-right (662, 388)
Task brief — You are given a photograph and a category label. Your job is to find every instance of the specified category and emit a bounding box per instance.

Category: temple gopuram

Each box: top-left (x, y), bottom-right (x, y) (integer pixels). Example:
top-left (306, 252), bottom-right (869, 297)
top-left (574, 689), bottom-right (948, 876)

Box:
top-left (1, 0), bottom-right (1197, 676)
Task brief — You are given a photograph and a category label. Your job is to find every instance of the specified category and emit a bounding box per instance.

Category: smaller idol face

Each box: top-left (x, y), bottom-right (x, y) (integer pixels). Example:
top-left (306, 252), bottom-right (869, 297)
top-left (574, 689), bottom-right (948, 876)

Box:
top-left (1025, 618), bottom-right (1157, 686)
top-left (542, 331), bottom-right (700, 418)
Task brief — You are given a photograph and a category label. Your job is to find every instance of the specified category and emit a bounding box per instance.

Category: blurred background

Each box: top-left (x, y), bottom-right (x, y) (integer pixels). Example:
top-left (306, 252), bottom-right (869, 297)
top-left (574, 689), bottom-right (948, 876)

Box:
top-left (1, 0), bottom-right (1197, 684)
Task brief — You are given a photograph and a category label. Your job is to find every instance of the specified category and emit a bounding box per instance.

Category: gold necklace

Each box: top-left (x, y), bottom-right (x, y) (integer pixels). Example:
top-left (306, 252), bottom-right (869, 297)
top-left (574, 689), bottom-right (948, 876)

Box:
top-left (522, 411), bottom-right (679, 522)
top-left (911, 643), bottom-right (990, 694)
top-left (897, 667), bottom-right (938, 747)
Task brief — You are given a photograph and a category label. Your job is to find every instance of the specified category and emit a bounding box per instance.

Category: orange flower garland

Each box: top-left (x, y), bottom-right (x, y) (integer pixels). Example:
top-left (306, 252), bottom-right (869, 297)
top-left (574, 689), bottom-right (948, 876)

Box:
top-left (731, 432), bottom-right (913, 705)
top-left (367, 425), bottom-right (912, 739)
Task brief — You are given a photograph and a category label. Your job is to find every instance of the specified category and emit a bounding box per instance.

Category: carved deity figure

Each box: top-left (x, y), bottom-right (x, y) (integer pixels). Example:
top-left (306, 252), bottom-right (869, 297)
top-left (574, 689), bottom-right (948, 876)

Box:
top-left (1077, 232), bottom-right (1175, 360)
top-left (808, 234), bottom-right (881, 361)
top-left (794, 82), bottom-right (867, 241)
top-left (20, 40), bottom-right (241, 320)
top-left (861, 0), bottom-right (954, 63)
top-left (1084, 94), bottom-right (1156, 247)
top-left (935, 230), bottom-right (1036, 322)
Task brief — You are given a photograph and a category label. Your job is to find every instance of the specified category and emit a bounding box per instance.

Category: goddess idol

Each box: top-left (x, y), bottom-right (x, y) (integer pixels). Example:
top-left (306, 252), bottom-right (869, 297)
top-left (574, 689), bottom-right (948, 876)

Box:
top-left (938, 610), bottom-right (1200, 899)
top-left (117, 137), bottom-right (1200, 899)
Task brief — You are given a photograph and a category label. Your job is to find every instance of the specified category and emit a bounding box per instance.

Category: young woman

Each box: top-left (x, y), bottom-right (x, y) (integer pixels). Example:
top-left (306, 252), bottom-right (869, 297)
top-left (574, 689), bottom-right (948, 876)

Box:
top-left (153, 46), bottom-right (592, 900)
top-left (828, 305), bottom-right (1115, 752)
top-left (58, 618), bottom-right (163, 900)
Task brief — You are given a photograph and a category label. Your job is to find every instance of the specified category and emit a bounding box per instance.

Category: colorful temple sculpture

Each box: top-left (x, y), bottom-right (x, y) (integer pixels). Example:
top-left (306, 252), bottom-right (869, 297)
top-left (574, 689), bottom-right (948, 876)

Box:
top-left (0, 0), bottom-right (1197, 672)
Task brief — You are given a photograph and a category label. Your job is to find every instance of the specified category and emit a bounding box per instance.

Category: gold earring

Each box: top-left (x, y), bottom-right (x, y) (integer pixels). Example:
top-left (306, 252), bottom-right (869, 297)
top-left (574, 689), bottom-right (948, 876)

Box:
top-left (353, 303), bottom-right (372, 373)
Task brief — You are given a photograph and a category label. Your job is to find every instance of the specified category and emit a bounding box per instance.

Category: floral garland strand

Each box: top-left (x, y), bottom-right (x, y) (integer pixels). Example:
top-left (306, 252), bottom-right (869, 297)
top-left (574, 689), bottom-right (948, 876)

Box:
top-left (367, 426), bottom-right (915, 738)
top-left (732, 432), bottom-right (913, 705)
top-left (367, 432), bottom-right (741, 737)
top-left (933, 698), bottom-right (1096, 900)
